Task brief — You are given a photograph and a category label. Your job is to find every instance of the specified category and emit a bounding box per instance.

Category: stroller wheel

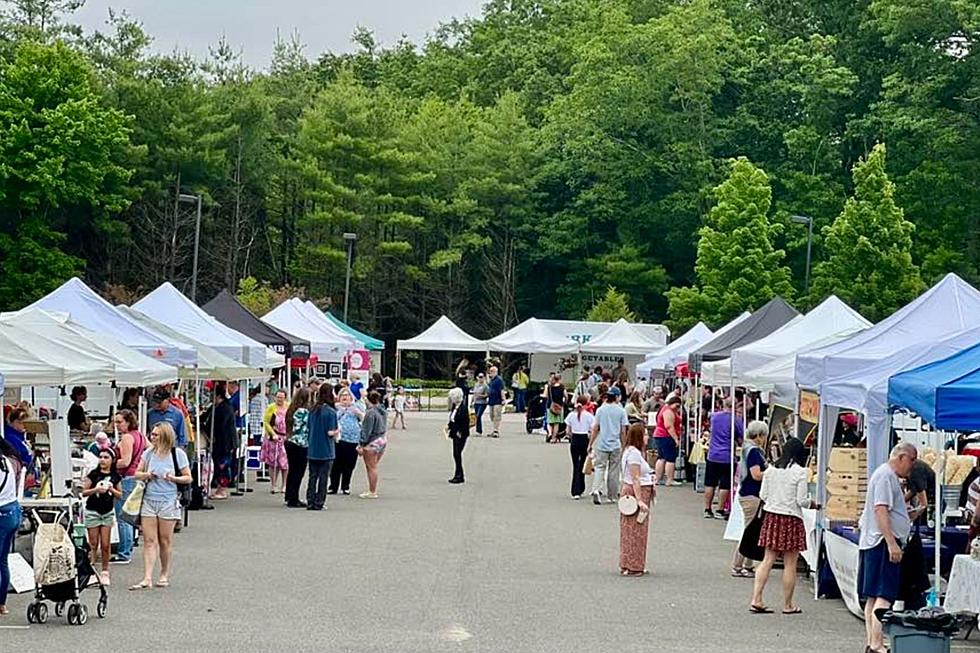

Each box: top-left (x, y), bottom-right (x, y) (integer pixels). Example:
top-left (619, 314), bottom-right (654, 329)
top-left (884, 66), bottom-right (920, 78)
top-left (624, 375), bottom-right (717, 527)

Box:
top-left (35, 602), bottom-right (48, 624)
top-left (66, 603), bottom-right (78, 625)
top-left (76, 604), bottom-right (88, 626)
top-left (55, 602), bottom-right (64, 617)
top-left (97, 597), bottom-right (107, 618)
top-left (26, 603), bottom-right (35, 624)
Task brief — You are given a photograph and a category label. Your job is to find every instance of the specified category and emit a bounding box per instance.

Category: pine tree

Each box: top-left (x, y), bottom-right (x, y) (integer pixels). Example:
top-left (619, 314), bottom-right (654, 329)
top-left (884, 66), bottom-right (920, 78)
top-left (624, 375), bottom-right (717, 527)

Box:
top-left (810, 143), bottom-right (923, 321)
top-left (586, 287), bottom-right (636, 322)
top-left (666, 158), bottom-right (794, 331)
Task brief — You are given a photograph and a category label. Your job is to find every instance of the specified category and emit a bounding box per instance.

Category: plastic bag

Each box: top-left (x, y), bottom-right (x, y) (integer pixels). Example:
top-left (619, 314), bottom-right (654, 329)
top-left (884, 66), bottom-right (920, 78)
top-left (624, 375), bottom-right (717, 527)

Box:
top-left (120, 480), bottom-right (145, 526)
top-left (583, 455), bottom-right (594, 476)
top-left (689, 438), bottom-right (706, 465)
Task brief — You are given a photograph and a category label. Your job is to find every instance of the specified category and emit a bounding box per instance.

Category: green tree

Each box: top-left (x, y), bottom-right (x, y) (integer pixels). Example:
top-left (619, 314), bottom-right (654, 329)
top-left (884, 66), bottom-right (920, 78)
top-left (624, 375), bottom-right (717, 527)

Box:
top-left (810, 143), bottom-right (923, 320)
top-left (586, 286), bottom-right (636, 322)
top-left (666, 158), bottom-right (794, 332)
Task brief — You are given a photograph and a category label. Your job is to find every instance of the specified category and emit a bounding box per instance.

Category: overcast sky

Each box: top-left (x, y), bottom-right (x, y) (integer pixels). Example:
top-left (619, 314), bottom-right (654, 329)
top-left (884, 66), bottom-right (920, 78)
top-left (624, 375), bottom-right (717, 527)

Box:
top-left (73, 0), bottom-right (486, 69)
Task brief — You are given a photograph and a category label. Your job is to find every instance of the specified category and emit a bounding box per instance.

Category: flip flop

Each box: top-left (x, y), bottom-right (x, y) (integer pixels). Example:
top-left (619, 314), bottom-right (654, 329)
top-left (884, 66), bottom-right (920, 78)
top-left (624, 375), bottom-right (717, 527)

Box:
top-left (129, 581), bottom-right (152, 591)
top-left (155, 579), bottom-right (170, 588)
top-left (749, 605), bottom-right (774, 614)
top-left (782, 607), bottom-right (803, 615)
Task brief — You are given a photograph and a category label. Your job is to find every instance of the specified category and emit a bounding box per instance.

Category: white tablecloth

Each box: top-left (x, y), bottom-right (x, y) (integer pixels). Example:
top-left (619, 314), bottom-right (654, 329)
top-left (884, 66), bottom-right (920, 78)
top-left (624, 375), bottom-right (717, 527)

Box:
top-left (944, 555), bottom-right (980, 614)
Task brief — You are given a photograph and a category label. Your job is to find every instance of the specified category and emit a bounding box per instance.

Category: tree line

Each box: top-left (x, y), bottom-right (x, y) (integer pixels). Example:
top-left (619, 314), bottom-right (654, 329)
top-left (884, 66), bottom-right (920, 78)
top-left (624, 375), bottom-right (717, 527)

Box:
top-left (0, 0), bottom-right (977, 345)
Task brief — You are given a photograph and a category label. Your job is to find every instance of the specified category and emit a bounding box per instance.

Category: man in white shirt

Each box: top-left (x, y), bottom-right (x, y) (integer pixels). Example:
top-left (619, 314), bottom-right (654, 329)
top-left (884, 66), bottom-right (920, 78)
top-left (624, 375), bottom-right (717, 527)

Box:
top-left (857, 442), bottom-right (916, 653)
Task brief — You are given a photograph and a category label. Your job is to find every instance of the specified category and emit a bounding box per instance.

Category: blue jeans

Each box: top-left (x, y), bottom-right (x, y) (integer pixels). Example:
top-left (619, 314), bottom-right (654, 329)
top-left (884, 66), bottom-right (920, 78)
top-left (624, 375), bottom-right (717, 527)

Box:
top-left (115, 476), bottom-right (137, 560)
top-left (474, 403), bottom-right (487, 434)
top-left (514, 389), bottom-right (527, 413)
top-left (0, 501), bottom-right (21, 606)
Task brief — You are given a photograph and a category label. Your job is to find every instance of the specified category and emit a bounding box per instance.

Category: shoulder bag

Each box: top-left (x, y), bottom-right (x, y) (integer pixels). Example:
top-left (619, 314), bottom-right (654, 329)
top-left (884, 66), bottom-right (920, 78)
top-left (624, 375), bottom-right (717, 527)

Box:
top-left (171, 447), bottom-right (192, 508)
top-left (738, 502), bottom-right (766, 562)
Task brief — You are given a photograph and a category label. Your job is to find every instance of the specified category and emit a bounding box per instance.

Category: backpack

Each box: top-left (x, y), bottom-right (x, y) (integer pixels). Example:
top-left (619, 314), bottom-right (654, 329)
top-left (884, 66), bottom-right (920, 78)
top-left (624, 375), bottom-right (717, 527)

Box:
top-left (171, 448), bottom-right (192, 508)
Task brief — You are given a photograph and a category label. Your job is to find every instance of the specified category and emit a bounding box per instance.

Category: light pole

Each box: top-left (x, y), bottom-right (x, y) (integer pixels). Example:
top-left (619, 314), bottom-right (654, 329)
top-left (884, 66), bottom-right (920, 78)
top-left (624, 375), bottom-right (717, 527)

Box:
top-left (791, 214), bottom-right (814, 305)
top-left (343, 232), bottom-right (357, 323)
top-left (179, 193), bottom-right (203, 302)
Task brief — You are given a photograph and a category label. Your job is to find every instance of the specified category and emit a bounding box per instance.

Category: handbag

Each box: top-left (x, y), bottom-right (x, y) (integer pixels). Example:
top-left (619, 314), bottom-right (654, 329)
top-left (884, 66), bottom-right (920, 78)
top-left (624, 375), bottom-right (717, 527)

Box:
top-left (617, 494), bottom-right (638, 516)
top-left (550, 402), bottom-right (563, 415)
top-left (583, 455), bottom-right (594, 476)
top-left (120, 480), bottom-right (145, 527)
top-left (738, 502), bottom-right (766, 562)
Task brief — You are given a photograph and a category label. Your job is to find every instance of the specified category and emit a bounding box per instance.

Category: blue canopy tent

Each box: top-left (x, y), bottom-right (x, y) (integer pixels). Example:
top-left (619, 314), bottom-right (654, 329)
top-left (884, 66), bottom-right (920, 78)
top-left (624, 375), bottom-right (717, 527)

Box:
top-left (888, 340), bottom-right (980, 431)
top-left (887, 339), bottom-right (980, 604)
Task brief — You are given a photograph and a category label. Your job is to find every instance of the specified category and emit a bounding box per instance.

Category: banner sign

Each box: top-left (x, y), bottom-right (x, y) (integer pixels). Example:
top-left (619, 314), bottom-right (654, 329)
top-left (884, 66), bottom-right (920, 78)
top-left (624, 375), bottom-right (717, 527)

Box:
top-left (824, 531), bottom-right (863, 618)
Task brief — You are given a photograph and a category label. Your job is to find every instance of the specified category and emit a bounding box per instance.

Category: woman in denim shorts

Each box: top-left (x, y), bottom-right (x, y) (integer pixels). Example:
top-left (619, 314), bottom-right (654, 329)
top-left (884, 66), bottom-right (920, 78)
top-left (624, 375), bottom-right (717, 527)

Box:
top-left (130, 422), bottom-right (192, 591)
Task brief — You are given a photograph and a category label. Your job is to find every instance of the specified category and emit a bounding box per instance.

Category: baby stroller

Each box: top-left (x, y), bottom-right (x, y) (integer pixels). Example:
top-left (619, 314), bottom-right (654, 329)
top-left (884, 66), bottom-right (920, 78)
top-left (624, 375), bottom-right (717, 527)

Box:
top-left (26, 510), bottom-right (107, 626)
top-left (525, 394), bottom-right (548, 434)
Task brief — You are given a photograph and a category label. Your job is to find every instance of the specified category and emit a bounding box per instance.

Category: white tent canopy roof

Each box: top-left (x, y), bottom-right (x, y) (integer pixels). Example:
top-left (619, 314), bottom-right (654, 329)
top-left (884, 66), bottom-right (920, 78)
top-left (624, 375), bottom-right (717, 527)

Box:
top-left (636, 322), bottom-right (714, 378)
top-left (0, 321), bottom-right (116, 387)
top-left (397, 315), bottom-right (487, 352)
top-left (580, 319), bottom-right (663, 355)
top-left (731, 296), bottom-right (871, 379)
top-left (742, 330), bottom-right (866, 400)
top-left (0, 309), bottom-right (177, 386)
top-left (795, 273), bottom-right (980, 389)
top-left (262, 299), bottom-right (351, 361)
top-left (536, 319), bottom-right (669, 348)
top-left (488, 317), bottom-right (578, 354)
top-left (26, 277), bottom-right (196, 367)
top-left (134, 282), bottom-right (278, 368)
top-left (298, 301), bottom-right (361, 349)
top-left (118, 306), bottom-right (266, 380)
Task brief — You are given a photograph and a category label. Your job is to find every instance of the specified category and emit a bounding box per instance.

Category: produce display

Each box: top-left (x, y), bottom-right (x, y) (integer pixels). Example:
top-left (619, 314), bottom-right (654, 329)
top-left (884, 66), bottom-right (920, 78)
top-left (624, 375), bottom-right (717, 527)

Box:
top-left (921, 448), bottom-right (976, 485)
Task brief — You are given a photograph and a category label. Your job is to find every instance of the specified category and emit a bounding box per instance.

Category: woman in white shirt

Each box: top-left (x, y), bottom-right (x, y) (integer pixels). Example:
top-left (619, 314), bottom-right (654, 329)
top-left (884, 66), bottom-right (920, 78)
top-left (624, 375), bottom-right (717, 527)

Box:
top-left (0, 438), bottom-right (22, 616)
top-left (564, 396), bottom-right (596, 500)
top-left (619, 423), bottom-right (656, 577)
top-left (749, 460), bottom-right (816, 614)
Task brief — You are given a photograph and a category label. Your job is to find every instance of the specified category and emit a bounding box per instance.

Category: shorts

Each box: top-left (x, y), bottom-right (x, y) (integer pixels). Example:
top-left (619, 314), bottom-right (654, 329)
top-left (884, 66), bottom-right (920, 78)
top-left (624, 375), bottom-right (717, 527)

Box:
top-left (547, 410), bottom-right (563, 426)
top-left (704, 460), bottom-right (732, 490)
top-left (140, 496), bottom-right (182, 521)
top-left (84, 511), bottom-right (115, 529)
top-left (654, 436), bottom-right (678, 463)
top-left (489, 405), bottom-right (503, 425)
top-left (364, 436), bottom-right (387, 455)
top-left (858, 539), bottom-right (901, 602)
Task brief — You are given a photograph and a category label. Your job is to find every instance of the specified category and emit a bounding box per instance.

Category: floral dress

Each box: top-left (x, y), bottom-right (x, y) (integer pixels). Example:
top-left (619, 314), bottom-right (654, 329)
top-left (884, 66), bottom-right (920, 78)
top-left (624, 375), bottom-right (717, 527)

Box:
top-left (260, 406), bottom-right (289, 470)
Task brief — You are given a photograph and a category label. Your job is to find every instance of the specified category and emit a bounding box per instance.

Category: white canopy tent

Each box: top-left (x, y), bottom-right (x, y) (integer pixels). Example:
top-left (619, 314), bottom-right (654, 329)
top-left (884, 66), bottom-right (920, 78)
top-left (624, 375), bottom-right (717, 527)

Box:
top-left (263, 299), bottom-right (352, 362)
top-left (298, 301), bottom-right (362, 349)
top-left (636, 321), bottom-right (715, 379)
top-left (134, 282), bottom-right (280, 369)
top-left (535, 319), bottom-right (670, 348)
top-left (488, 318), bottom-right (579, 354)
top-left (395, 316), bottom-right (488, 379)
top-left (580, 318), bottom-right (664, 355)
top-left (119, 307), bottom-right (265, 380)
top-left (796, 273), bottom-right (980, 389)
top-left (0, 322), bottom-right (116, 387)
top-left (26, 277), bottom-right (196, 367)
top-left (1, 309), bottom-right (178, 387)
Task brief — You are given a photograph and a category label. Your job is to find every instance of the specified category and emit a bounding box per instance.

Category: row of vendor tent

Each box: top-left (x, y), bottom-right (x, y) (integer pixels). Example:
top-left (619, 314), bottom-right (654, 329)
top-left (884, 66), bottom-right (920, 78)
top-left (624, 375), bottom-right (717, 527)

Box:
top-left (397, 316), bottom-right (669, 356)
top-left (0, 277), bottom-right (386, 389)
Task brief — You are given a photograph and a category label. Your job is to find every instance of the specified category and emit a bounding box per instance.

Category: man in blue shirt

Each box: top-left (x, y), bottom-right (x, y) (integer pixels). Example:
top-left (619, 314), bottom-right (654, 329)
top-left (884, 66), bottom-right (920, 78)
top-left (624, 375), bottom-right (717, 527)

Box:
top-left (588, 387), bottom-right (628, 505)
top-left (486, 366), bottom-right (506, 438)
top-left (349, 374), bottom-right (364, 401)
top-left (148, 387), bottom-right (188, 448)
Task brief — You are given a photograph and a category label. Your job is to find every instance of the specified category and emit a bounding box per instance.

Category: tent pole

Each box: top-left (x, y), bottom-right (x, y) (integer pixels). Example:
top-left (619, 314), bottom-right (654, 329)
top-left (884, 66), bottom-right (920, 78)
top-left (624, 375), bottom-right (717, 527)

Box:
top-left (730, 373), bottom-right (736, 504)
top-left (754, 392), bottom-right (760, 421)
top-left (395, 349), bottom-right (401, 381)
top-left (935, 431), bottom-right (944, 604)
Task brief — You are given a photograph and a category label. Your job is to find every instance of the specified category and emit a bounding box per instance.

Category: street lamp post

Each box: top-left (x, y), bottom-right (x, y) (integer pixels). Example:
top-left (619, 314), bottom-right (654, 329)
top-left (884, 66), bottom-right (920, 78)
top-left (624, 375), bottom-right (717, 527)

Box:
top-left (791, 214), bottom-right (814, 305)
top-left (343, 232), bottom-right (357, 324)
top-left (178, 193), bottom-right (203, 302)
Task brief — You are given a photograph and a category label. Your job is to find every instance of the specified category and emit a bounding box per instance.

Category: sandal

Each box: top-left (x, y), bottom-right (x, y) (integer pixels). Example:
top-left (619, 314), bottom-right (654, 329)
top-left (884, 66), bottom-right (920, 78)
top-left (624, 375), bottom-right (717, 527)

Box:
top-left (129, 580), bottom-right (152, 591)
top-left (782, 607), bottom-right (803, 615)
top-left (0, 606), bottom-right (10, 616)
top-left (156, 579), bottom-right (170, 588)
top-left (749, 604), bottom-right (774, 614)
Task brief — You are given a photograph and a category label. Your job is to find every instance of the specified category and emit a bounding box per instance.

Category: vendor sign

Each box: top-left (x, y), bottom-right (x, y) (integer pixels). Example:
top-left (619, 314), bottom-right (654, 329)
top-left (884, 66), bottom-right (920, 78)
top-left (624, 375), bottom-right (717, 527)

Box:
top-left (799, 390), bottom-right (820, 423)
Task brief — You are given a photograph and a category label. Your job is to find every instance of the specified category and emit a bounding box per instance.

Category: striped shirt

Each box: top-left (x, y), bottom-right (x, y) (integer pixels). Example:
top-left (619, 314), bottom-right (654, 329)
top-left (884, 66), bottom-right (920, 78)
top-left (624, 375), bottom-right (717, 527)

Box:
top-left (967, 477), bottom-right (980, 521)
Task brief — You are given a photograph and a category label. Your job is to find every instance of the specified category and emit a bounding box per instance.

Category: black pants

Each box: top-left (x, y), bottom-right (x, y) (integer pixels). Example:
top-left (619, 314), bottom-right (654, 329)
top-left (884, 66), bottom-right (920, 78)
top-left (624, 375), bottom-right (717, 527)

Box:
top-left (451, 435), bottom-right (467, 480)
top-left (306, 459), bottom-right (333, 510)
top-left (329, 441), bottom-right (359, 493)
top-left (569, 433), bottom-right (590, 497)
top-left (284, 441), bottom-right (308, 506)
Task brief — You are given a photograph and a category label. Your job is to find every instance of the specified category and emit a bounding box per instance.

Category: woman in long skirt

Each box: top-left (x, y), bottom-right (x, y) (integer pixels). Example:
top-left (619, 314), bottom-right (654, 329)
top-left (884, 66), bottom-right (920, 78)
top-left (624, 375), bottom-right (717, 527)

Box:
top-left (619, 423), bottom-right (656, 576)
top-left (261, 390), bottom-right (289, 493)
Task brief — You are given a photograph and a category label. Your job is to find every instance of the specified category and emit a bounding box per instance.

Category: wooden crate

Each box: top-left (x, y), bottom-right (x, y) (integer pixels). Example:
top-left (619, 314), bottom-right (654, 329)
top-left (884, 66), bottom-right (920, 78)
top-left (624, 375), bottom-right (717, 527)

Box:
top-left (826, 480), bottom-right (867, 497)
top-left (829, 448), bottom-right (867, 473)
top-left (825, 494), bottom-right (863, 522)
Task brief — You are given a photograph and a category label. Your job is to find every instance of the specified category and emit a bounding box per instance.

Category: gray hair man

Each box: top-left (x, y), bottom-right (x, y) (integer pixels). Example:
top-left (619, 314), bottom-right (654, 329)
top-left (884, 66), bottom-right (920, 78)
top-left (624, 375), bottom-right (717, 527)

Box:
top-left (858, 442), bottom-right (916, 653)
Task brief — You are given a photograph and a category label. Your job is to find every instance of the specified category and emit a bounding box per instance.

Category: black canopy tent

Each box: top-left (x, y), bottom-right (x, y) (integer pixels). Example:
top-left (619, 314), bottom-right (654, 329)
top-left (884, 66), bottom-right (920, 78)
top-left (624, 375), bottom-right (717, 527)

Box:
top-left (688, 296), bottom-right (799, 373)
top-left (202, 290), bottom-right (311, 360)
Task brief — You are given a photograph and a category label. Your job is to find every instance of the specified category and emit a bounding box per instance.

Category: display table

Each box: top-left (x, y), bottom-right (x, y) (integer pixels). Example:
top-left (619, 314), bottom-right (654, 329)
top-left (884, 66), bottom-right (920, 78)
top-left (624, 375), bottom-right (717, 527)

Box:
top-left (945, 555), bottom-right (980, 614)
